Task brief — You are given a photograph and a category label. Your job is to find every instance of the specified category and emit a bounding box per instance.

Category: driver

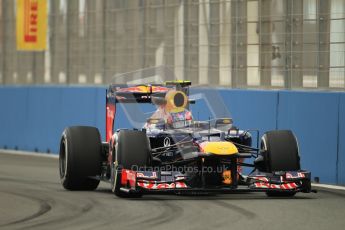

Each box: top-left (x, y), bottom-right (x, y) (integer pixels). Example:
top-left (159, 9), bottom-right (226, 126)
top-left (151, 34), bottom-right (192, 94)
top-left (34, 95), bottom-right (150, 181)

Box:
top-left (145, 90), bottom-right (192, 129)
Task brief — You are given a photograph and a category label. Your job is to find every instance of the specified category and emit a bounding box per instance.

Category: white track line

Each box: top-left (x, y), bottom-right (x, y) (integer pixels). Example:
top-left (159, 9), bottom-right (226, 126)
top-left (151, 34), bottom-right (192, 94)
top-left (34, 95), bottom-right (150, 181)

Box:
top-left (1, 149), bottom-right (345, 191)
top-left (312, 183), bottom-right (345, 191)
top-left (0, 149), bottom-right (58, 159)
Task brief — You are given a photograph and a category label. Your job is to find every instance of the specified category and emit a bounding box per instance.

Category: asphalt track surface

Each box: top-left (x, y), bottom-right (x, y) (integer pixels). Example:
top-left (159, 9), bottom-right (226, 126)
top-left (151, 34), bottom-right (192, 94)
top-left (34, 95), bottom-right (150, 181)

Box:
top-left (1, 152), bottom-right (345, 230)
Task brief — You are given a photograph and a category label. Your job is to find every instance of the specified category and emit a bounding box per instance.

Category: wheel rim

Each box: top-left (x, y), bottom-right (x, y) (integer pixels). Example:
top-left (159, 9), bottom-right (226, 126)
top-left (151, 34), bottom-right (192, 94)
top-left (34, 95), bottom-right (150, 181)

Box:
top-left (111, 147), bottom-right (118, 193)
top-left (59, 139), bottom-right (68, 179)
top-left (111, 162), bottom-right (116, 192)
top-left (261, 134), bottom-right (268, 151)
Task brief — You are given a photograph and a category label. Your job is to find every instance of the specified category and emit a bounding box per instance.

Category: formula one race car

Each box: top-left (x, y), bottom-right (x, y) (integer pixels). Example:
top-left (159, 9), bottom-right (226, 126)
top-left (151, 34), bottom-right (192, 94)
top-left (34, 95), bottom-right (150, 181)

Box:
top-left (59, 81), bottom-right (312, 197)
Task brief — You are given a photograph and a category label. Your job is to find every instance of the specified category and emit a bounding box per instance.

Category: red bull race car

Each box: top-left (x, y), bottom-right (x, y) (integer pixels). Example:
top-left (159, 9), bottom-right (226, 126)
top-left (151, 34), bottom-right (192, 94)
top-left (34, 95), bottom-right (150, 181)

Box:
top-left (59, 81), bottom-right (313, 197)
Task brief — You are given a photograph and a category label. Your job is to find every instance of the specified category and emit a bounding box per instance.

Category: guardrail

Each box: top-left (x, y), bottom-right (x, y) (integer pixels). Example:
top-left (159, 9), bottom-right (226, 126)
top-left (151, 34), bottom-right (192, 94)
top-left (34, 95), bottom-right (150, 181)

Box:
top-left (0, 86), bottom-right (344, 185)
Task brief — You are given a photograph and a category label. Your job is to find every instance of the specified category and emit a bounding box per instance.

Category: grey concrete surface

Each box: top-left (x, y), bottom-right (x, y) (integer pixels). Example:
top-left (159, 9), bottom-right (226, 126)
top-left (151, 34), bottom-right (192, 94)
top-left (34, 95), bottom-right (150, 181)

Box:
top-left (0, 152), bottom-right (345, 230)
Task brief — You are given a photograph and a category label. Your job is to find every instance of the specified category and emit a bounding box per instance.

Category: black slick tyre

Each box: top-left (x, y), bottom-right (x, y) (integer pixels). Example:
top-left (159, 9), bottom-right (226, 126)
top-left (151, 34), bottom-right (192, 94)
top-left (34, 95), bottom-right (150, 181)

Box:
top-left (59, 126), bottom-right (101, 190)
top-left (260, 130), bottom-right (300, 197)
top-left (111, 130), bottom-right (151, 198)
top-left (261, 130), bottom-right (300, 172)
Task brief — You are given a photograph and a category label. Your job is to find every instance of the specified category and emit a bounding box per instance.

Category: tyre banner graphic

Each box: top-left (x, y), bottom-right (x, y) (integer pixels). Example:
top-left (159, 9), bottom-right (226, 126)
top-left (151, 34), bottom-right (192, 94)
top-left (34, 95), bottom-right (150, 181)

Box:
top-left (16, 0), bottom-right (47, 51)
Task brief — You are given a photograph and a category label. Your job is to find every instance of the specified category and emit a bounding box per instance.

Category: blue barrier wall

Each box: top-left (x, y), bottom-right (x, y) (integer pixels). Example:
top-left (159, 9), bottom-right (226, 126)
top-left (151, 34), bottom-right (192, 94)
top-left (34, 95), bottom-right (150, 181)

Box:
top-left (0, 86), bottom-right (105, 153)
top-left (191, 88), bottom-right (278, 132)
top-left (0, 86), bottom-right (344, 185)
top-left (339, 94), bottom-right (345, 185)
top-left (277, 91), bottom-right (340, 184)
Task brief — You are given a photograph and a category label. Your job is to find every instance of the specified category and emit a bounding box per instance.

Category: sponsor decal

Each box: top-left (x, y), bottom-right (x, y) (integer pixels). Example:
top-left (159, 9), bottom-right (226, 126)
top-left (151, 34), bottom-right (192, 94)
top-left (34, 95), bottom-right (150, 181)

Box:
top-left (16, 0), bottom-right (47, 50)
top-left (251, 175), bottom-right (298, 190)
top-left (121, 169), bottom-right (136, 188)
top-left (137, 172), bottom-right (158, 180)
top-left (106, 104), bottom-right (116, 142)
top-left (152, 86), bottom-right (169, 92)
top-left (137, 182), bottom-right (188, 190)
top-left (222, 170), bottom-right (232, 184)
top-left (254, 182), bottom-right (298, 190)
top-left (163, 137), bottom-right (171, 147)
top-left (285, 172), bottom-right (305, 179)
top-left (222, 119), bottom-right (231, 124)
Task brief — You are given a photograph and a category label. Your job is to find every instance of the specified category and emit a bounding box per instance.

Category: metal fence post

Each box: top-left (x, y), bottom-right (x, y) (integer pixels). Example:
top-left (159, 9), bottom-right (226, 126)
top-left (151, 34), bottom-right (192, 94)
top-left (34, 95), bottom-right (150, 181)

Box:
top-left (231, 0), bottom-right (247, 87)
top-left (317, 0), bottom-right (331, 88)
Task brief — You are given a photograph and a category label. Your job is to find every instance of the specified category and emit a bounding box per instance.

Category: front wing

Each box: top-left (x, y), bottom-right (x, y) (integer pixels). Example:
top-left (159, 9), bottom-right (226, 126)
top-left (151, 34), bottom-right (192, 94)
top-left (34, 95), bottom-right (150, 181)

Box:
top-left (119, 169), bottom-right (312, 194)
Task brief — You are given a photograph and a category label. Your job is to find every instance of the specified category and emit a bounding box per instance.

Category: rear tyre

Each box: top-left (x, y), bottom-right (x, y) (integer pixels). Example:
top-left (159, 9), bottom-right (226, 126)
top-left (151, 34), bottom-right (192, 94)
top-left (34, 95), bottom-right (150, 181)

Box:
top-left (111, 130), bottom-right (151, 198)
top-left (260, 130), bottom-right (300, 197)
top-left (59, 126), bottom-right (101, 190)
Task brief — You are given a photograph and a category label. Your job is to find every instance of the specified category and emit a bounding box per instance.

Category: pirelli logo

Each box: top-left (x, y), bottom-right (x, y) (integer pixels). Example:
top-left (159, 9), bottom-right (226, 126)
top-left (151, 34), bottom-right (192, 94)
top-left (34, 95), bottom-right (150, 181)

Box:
top-left (24, 0), bottom-right (38, 43)
top-left (16, 0), bottom-right (47, 51)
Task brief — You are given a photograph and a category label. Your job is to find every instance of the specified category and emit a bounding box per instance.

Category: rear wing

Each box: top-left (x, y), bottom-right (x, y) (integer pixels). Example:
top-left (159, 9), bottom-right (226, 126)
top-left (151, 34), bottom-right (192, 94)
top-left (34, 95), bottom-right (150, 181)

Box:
top-left (107, 81), bottom-right (191, 103)
top-left (105, 81), bottom-right (191, 141)
top-left (107, 84), bottom-right (171, 103)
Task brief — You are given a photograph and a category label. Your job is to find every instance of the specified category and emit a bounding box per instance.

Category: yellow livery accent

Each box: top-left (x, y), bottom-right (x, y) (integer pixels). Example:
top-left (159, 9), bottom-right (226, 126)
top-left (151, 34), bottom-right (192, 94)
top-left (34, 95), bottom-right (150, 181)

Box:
top-left (222, 119), bottom-right (231, 124)
top-left (165, 90), bottom-right (188, 113)
top-left (200, 142), bottom-right (238, 155)
top-left (137, 85), bottom-right (150, 93)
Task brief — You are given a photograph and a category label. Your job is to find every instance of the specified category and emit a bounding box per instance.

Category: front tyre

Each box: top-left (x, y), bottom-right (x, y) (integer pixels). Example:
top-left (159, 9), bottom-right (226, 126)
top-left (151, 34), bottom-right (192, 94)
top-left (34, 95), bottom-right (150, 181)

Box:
top-left (261, 130), bottom-right (300, 172)
top-left (266, 191), bottom-right (296, 197)
top-left (111, 130), bottom-right (152, 198)
top-left (59, 126), bottom-right (101, 190)
top-left (260, 130), bottom-right (300, 197)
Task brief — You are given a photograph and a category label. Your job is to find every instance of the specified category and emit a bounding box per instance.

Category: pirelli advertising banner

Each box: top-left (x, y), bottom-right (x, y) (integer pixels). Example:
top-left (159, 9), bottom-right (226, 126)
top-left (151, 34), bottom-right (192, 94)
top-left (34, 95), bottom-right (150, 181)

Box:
top-left (16, 0), bottom-right (47, 51)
